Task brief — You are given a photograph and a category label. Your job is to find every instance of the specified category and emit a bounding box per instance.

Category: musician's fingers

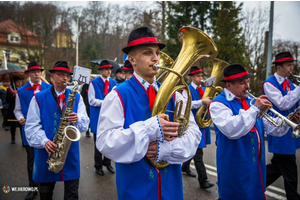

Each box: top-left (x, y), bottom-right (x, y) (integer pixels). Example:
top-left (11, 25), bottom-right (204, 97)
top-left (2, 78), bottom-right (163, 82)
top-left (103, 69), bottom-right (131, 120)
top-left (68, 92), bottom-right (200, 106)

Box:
top-left (164, 136), bottom-right (175, 141)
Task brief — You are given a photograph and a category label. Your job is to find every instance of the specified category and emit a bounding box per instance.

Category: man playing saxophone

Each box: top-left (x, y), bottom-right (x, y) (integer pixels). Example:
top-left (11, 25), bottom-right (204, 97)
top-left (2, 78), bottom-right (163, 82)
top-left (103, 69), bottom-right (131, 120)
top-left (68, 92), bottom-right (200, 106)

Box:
top-left (25, 61), bottom-right (89, 200)
top-left (262, 52), bottom-right (300, 199)
top-left (96, 26), bottom-right (201, 200)
top-left (209, 63), bottom-right (300, 200)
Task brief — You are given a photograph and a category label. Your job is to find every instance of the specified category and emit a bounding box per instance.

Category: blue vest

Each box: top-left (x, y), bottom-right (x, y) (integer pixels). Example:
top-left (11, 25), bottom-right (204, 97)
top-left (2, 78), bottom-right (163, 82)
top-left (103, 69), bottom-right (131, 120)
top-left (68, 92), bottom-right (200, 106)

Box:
top-left (212, 91), bottom-right (266, 200)
top-left (33, 87), bottom-right (80, 183)
top-left (188, 84), bottom-right (211, 148)
top-left (90, 77), bottom-right (117, 133)
top-left (263, 75), bottom-right (300, 154)
top-left (18, 82), bottom-right (51, 145)
top-left (114, 76), bottom-right (183, 200)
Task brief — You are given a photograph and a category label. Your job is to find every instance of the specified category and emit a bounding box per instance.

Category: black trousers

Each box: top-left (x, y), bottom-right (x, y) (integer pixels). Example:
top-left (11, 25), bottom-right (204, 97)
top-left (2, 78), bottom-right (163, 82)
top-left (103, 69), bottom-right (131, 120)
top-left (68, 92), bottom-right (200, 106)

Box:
top-left (1, 109), bottom-right (8, 127)
top-left (267, 153), bottom-right (300, 200)
top-left (10, 121), bottom-right (22, 142)
top-left (39, 179), bottom-right (79, 200)
top-left (182, 148), bottom-right (208, 185)
top-left (25, 145), bottom-right (39, 187)
top-left (93, 133), bottom-right (110, 169)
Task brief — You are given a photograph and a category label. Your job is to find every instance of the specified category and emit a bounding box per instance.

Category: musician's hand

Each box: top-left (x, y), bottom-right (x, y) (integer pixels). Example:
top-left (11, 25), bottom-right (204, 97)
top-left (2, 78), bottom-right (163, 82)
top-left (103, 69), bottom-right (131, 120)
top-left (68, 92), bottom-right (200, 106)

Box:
top-left (45, 141), bottom-right (57, 155)
top-left (202, 97), bottom-right (212, 106)
top-left (19, 118), bottom-right (26, 125)
top-left (158, 114), bottom-right (178, 141)
top-left (254, 95), bottom-right (272, 111)
top-left (68, 113), bottom-right (78, 124)
top-left (146, 141), bottom-right (157, 160)
top-left (288, 112), bottom-right (300, 124)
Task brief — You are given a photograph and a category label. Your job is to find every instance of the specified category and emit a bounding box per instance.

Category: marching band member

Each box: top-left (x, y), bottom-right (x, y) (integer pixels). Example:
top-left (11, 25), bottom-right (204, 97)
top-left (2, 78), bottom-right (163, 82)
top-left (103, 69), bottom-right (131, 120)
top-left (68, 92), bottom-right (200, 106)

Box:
top-left (115, 67), bottom-right (125, 84)
top-left (96, 26), bottom-right (201, 200)
top-left (122, 59), bottom-right (134, 80)
top-left (209, 63), bottom-right (298, 200)
top-left (25, 61), bottom-right (89, 200)
top-left (262, 52), bottom-right (300, 199)
top-left (14, 62), bottom-right (51, 200)
top-left (88, 60), bottom-right (117, 176)
top-left (181, 66), bottom-right (214, 189)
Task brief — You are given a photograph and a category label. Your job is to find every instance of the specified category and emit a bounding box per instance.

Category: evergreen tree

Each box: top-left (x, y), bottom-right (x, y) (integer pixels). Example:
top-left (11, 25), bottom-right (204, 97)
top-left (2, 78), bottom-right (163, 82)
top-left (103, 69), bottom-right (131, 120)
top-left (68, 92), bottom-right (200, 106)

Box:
top-left (212, 1), bottom-right (246, 66)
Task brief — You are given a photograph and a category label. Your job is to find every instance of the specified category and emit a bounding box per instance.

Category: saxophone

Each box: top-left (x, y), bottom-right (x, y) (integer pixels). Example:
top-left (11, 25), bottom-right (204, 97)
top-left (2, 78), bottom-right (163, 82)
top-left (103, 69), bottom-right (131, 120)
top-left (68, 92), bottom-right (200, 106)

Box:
top-left (47, 81), bottom-right (81, 173)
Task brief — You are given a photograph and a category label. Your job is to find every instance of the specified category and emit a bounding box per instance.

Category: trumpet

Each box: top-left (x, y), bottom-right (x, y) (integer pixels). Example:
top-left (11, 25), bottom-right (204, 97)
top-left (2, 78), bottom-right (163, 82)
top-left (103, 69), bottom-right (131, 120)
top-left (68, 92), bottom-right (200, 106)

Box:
top-left (246, 91), bottom-right (300, 137)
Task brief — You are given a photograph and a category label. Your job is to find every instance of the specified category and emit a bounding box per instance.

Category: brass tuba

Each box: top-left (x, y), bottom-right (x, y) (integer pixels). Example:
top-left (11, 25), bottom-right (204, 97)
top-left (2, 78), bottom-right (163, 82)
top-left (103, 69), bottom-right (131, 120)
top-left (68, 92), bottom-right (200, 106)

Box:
top-left (151, 27), bottom-right (218, 168)
top-left (155, 52), bottom-right (174, 82)
top-left (196, 58), bottom-right (229, 128)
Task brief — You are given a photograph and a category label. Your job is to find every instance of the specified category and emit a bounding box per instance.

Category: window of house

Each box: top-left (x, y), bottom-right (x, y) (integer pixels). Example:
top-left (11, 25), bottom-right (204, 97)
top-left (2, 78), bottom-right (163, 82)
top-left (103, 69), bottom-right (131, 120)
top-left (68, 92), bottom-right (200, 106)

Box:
top-left (6, 51), bottom-right (11, 61)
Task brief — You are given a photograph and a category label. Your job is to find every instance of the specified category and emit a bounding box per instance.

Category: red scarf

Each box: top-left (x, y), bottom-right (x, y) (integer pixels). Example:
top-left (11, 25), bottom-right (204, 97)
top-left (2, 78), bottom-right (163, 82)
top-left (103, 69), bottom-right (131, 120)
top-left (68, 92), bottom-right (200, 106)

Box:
top-left (235, 98), bottom-right (255, 132)
top-left (147, 86), bottom-right (156, 110)
top-left (197, 87), bottom-right (204, 98)
top-left (282, 79), bottom-right (291, 91)
top-left (104, 80), bottom-right (109, 95)
top-left (26, 84), bottom-right (41, 91)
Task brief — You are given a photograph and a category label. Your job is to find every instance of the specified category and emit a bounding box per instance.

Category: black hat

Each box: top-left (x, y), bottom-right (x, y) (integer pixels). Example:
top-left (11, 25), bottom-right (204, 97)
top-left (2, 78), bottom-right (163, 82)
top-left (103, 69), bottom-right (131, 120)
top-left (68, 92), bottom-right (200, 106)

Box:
top-left (188, 66), bottom-right (203, 76)
top-left (115, 67), bottom-right (124, 74)
top-left (49, 61), bottom-right (72, 74)
top-left (221, 63), bottom-right (253, 82)
top-left (98, 60), bottom-right (113, 70)
top-left (122, 26), bottom-right (166, 54)
top-left (122, 60), bottom-right (134, 72)
top-left (272, 52), bottom-right (296, 64)
top-left (25, 62), bottom-right (44, 73)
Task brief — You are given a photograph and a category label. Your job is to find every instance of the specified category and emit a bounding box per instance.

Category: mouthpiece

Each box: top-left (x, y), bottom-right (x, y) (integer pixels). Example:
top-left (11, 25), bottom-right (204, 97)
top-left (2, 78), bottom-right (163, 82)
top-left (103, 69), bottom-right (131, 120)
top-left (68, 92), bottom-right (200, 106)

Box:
top-left (153, 64), bottom-right (162, 70)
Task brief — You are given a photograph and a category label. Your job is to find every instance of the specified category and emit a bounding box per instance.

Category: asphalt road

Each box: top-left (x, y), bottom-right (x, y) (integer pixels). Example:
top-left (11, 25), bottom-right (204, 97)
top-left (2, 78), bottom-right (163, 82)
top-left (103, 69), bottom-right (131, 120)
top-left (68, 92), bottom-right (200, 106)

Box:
top-left (0, 118), bottom-right (299, 200)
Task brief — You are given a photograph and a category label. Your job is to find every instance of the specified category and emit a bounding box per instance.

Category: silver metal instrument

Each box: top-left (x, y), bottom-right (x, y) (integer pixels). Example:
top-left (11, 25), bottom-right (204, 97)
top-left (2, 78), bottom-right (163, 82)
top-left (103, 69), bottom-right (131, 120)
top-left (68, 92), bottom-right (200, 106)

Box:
top-left (247, 91), bottom-right (300, 137)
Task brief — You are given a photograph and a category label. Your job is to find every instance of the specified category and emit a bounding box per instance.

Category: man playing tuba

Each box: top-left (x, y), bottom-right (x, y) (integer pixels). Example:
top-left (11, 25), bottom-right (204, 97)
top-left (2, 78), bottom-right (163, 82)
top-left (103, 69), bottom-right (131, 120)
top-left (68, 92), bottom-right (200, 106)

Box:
top-left (209, 63), bottom-right (300, 200)
top-left (96, 26), bottom-right (201, 200)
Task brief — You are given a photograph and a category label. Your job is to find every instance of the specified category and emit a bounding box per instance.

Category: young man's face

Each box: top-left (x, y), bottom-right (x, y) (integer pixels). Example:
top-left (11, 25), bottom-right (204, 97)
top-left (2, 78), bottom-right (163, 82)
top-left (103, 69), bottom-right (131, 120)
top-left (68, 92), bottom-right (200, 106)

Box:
top-left (116, 71), bottom-right (125, 80)
top-left (277, 61), bottom-right (294, 78)
top-left (100, 68), bottom-right (111, 79)
top-left (128, 44), bottom-right (160, 81)
top-left (15, 79), bottom-right (23, 88)
top-left (226, 78), bottom-right (250, 99)
top-left (191, 73), bottom-right (204, 86)
top-left (28, 70), bottom-right (42, 84)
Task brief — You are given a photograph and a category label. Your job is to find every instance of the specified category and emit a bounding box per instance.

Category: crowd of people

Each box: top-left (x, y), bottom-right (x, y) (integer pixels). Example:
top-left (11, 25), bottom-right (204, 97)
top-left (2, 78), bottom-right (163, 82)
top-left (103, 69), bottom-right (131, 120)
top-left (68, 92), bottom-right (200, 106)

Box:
top-left (1, 26), bottom-right (299, 200)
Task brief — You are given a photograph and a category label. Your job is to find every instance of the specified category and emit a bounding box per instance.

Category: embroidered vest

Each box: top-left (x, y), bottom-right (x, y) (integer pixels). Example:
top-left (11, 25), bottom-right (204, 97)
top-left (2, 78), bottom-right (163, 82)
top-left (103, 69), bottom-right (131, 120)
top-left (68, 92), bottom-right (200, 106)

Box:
top-left (90, 77), bottom-right (117, 133)
top-left (18, 82), bottom-right (51, 145)
top-left (212, 91), bottom-right (266, 200)
top-left (33, 88), bottom-right (80, 183)
top-left (188, 84), bottom-right (211, 148)
top-left (263, 75), bottom-right (300, 154)
top-left (114, 76), bottom-right (183, 200)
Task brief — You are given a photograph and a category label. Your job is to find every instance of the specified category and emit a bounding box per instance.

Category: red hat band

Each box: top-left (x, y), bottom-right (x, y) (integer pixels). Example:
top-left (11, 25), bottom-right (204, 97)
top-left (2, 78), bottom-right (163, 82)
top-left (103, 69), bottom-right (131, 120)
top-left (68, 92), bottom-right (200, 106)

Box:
top-left (223, 71), bottom-right (249, 81)
top-left (275, 57), bottom-right (294, 63)
top-left (52, 66), bottom-right (71, 72)
top-left (126, 37), bottom-right (160, 47)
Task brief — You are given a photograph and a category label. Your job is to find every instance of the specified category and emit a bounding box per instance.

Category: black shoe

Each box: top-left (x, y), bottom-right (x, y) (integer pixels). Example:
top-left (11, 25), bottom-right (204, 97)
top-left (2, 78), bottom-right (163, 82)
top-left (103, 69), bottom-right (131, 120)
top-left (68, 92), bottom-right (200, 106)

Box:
top-left (182, 168), bottom-right (196, 177)
top-left (11, 140), bottom-right (15, 144)
top-left (106, 165), bottom-right (115, 173)
top-left (200, 181), bottom-right (214, 189)
top-left (96, 168), bottom-right (104, 176)
top-left (86, 134), bottom-right (91, 138)
top-left (5, 126), bottom-right (9, 131)
top-left (25, 191), bottom-right (38, 200)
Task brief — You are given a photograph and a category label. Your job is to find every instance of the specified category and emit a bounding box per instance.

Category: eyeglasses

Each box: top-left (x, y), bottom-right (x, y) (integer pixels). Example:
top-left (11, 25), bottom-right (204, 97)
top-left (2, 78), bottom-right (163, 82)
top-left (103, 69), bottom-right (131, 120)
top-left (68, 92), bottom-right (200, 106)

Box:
top-left (55, 72), bottom-right (71, 78)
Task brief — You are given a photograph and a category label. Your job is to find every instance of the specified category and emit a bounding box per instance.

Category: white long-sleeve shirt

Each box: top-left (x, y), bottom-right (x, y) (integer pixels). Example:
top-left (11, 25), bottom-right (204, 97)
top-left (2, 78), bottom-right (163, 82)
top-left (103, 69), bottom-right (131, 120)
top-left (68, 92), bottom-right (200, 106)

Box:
top-left (14, 80), bottom-right (42, 120)
top-left (96, 72), bottom-right (201, 164)
top-left (181, 82), bottom-right (203, 109)
top-left (263, 72), bottom-right (300, 111)
top-left (88, 75), bottom-right (109, 107)
top-left (210, 88), bottom-right (290, 140)
top-left (25, 89), bottom-right (89, 149)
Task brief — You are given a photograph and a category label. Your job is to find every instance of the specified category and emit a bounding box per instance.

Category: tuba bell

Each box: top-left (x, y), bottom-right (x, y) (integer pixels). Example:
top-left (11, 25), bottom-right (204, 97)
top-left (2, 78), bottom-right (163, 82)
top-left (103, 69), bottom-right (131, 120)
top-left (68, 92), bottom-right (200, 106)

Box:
top-left (150, 27), bottom-right (218, 168)
top-left (196, 58), bottom-right (229, 128)
top-left (155, 52), bottom-right (174, 82)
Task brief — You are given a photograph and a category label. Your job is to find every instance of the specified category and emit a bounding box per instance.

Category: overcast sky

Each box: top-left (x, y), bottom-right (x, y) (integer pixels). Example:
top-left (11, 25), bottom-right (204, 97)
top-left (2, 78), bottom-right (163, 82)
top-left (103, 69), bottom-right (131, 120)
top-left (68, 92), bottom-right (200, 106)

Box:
top-left (63, 1), bottom-right (300, 44)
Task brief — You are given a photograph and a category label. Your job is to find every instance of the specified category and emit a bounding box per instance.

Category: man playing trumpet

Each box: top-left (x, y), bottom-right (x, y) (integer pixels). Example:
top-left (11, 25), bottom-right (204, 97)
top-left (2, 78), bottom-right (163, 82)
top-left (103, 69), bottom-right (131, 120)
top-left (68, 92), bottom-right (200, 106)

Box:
top-left (263, 52), bottom-right (300, 199)
top-left (209, 63), bottom-right (300, 200)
